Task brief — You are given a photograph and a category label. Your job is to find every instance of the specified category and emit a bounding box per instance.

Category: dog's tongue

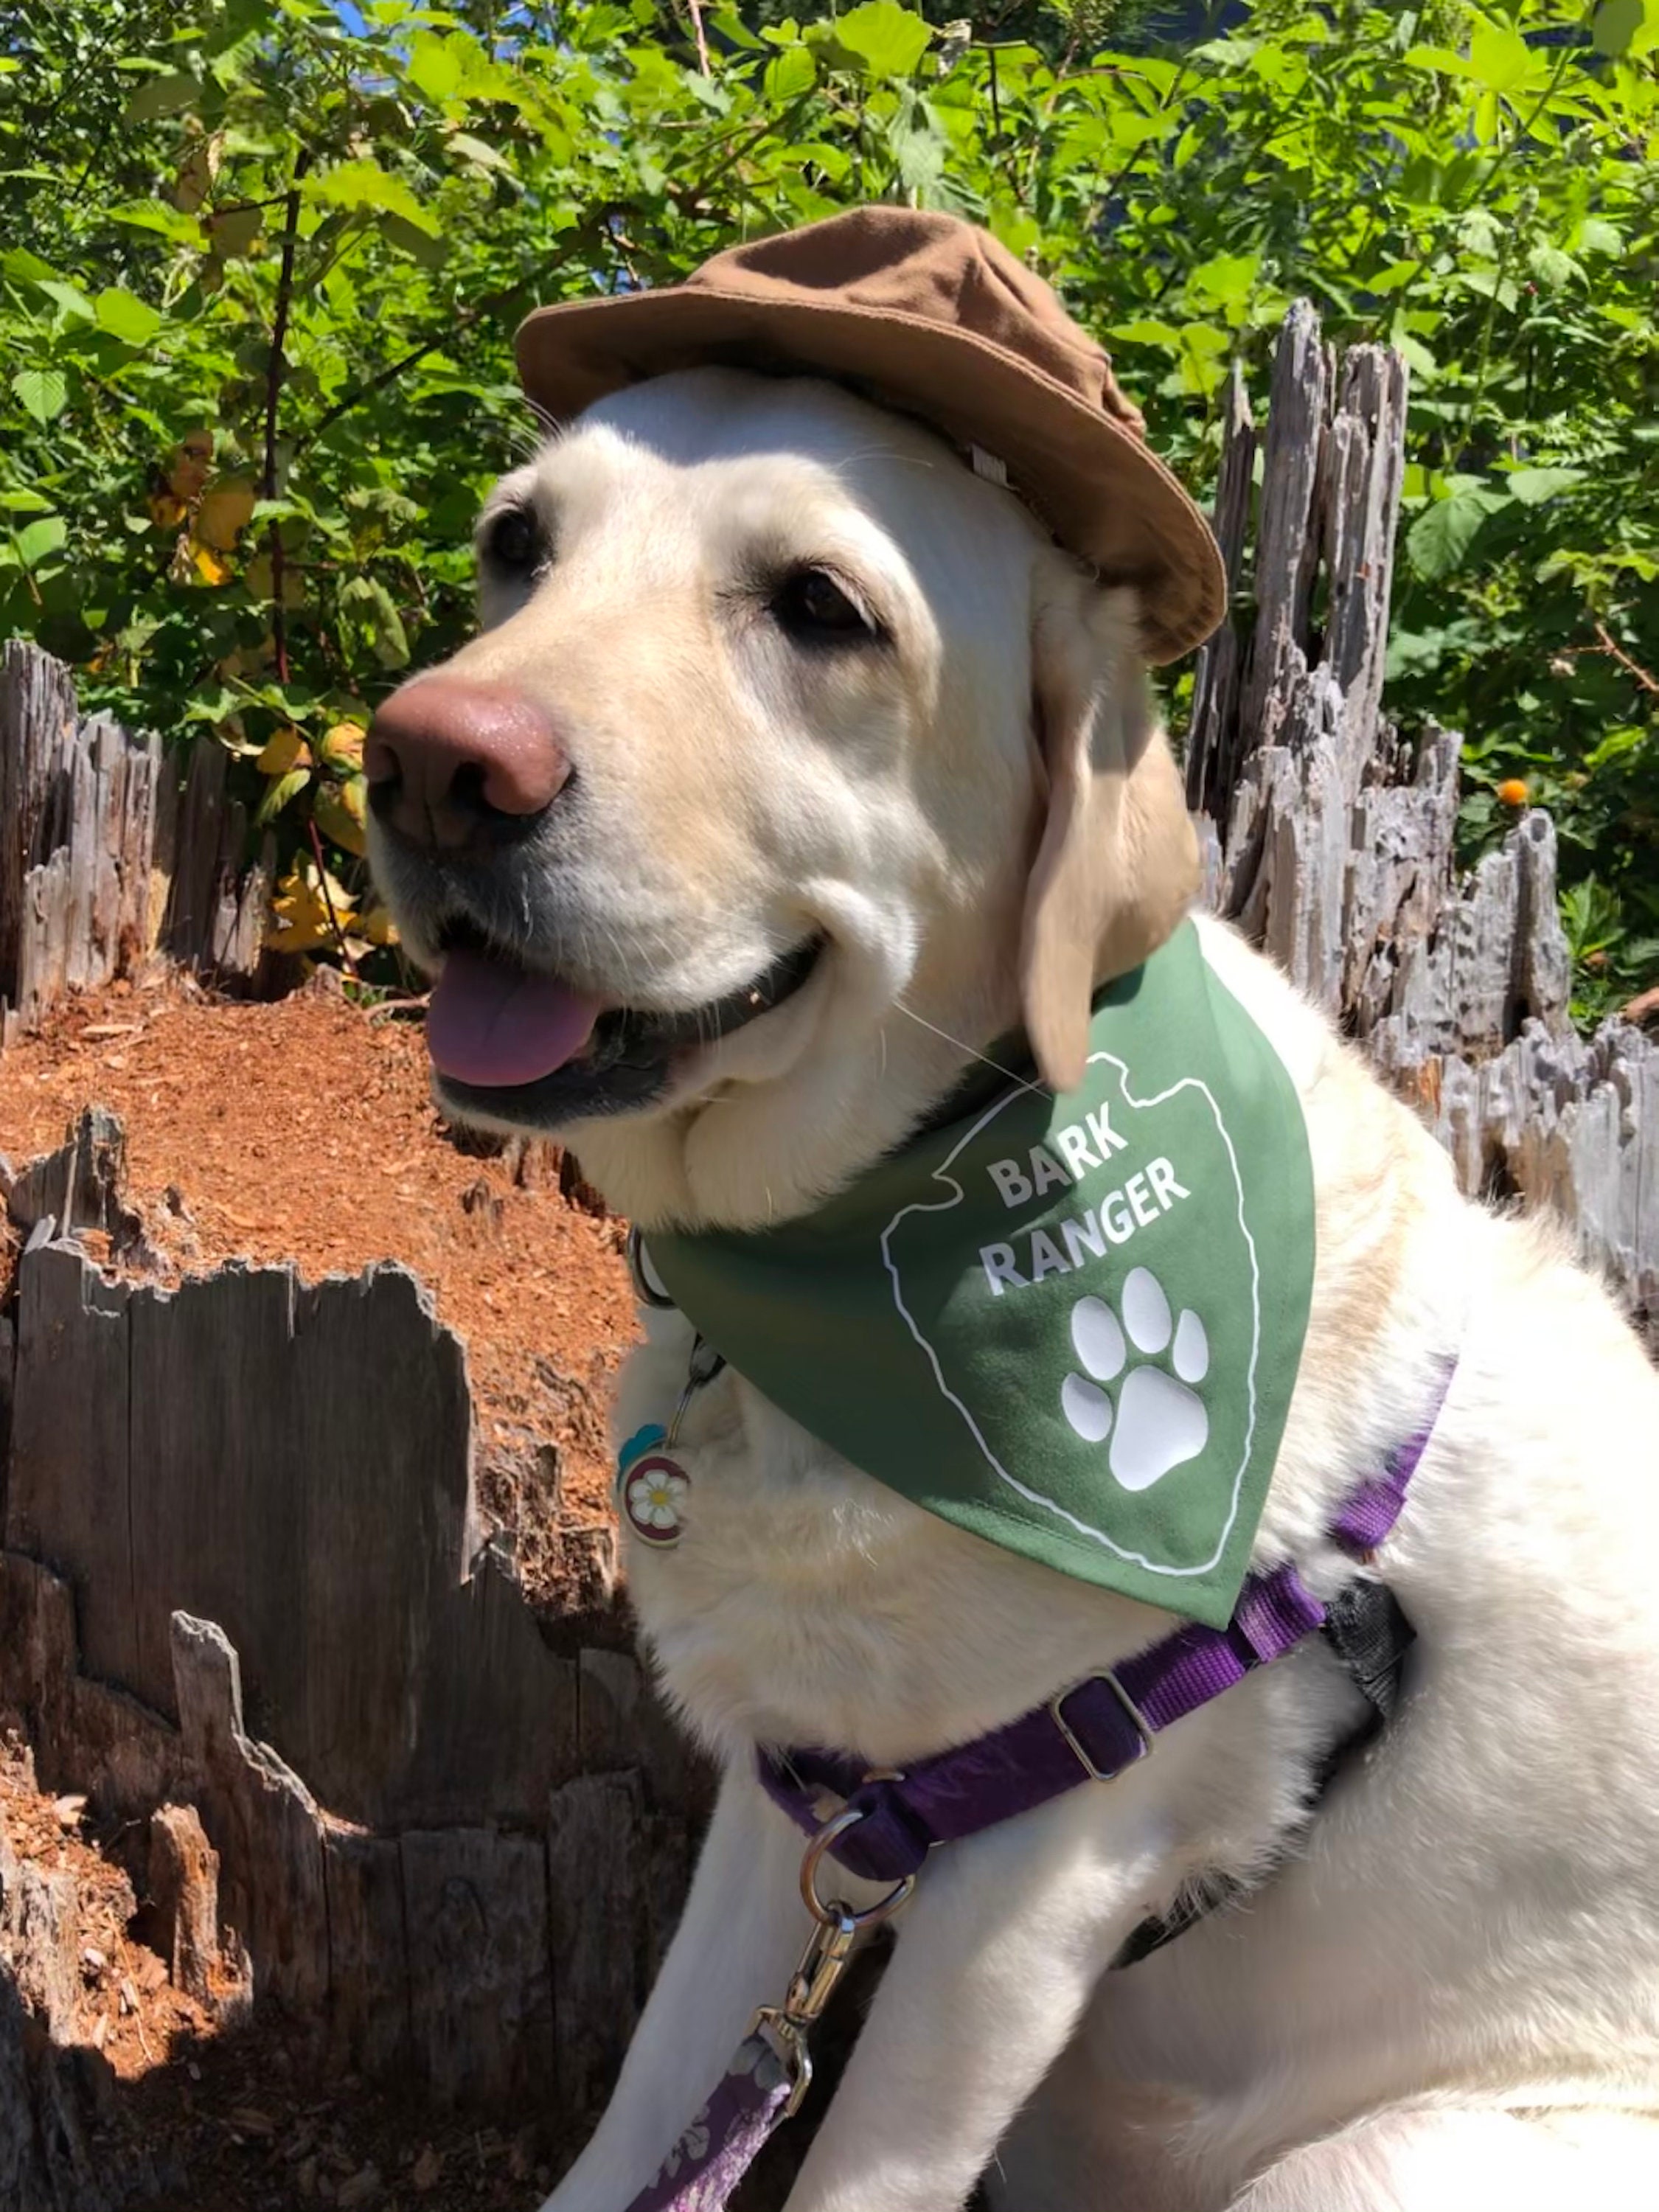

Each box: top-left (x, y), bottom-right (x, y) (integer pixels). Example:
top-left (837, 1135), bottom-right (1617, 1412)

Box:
top-left (427, 950), bottom-right (602, 1088)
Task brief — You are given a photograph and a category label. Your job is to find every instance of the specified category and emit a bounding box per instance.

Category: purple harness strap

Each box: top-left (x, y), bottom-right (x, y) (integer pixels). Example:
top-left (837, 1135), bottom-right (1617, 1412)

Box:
top-left (759, 1371), bottom-right (1451, 1886)
top-left (623, 1371), bottom-right (1452, 2212)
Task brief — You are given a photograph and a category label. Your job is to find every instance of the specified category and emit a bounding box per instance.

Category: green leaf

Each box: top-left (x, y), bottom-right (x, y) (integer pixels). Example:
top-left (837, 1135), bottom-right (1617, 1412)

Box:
top-left (1178, 321), bottom-right (1231, 358)
top-left (10, 368), bottom-right (68, 425)
top-left (256, 767), bottom-right (312, 826)
top-left (1592, 0), bottom-right (1646, 58)
top-left (94, 289), bottom-right (163, 347)
top-left (763, 45), bottom-right (816, 103)
top-left (108, 201), bottom-right (201, 243)
top-left (1407, 489), bottom-right (1508, 581)
top-left (2, 248), bottom-right (59, 285)
top-left (1577, 217), bottom-right (1624, 257)
top-left (1187, 251), bottom-right (1261, 316)
top-left (304, 160), bottom-right (441, 237)
top-left (122, 72), bottom-right (200, 122)
top-left (1400, 44), bottom-right (1481, 80)
top-left (1364, 260), bottom-right (1421, 295)
top-left (1527, 245), bottom-right (1579, 291)
top-left (1584, 722), bottom-right (1647, 771)
top-left (14, 515), bottom-right (67, 568)
top-left (1394, 332), bottom-right (1439, 383)
top-left (1468, 21), bottom-right (1535, 94)
top-left (379, 212), bottom-right (450, 265)
top-left (408, 33), bottom-right (466, 102)
top-left (1505, 467), bottom-right (1587, 506)
top-left (38, 279), bottom-right (97, 323)
top-left (448, 132), bottom-right (512, 173)
top-left (0, 489), bottom-right (54, 513)
top-left (342, 575), bottom-right (411, 669)
top-left (832, 3), bottom-right (933, 80)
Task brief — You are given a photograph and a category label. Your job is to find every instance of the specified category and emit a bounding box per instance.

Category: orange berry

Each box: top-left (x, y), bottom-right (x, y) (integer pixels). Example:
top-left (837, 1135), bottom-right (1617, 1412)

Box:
top-left (1495, 778), bottom-right (1530, 807)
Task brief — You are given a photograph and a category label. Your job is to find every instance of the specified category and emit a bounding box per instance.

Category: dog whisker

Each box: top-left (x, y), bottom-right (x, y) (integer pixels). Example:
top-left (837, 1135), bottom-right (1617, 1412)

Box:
top-left (893, 999), bottom-right (1052, 1105)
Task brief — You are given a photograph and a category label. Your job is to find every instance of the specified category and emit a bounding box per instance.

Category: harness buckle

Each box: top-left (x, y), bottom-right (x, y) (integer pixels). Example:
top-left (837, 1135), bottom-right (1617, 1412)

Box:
top-left (1048, 1670), bottom-right (1154, 1780)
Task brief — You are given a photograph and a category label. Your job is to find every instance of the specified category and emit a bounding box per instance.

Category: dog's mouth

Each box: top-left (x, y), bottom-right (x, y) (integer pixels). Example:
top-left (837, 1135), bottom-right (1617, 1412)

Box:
top-left (425, 913), bottom-right (825, 1127)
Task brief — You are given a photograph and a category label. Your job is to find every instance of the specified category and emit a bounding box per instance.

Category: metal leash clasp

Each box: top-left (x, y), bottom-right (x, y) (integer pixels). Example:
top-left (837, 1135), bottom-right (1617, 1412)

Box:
top-left (665, 1334), bottom-right (725, 1450)
top-left (751, 1802), bottom-right (917, 2117)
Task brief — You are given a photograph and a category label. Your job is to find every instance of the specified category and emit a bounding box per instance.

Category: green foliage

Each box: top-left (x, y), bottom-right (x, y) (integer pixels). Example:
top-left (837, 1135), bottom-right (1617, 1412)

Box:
top-left (1, 0), bottom-right (1655, 1004)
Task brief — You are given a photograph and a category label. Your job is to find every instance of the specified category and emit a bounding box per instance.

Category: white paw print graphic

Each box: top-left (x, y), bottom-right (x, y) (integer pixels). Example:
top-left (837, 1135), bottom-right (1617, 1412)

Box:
top-left (1060, 1266), bottom-right (1211, 1492)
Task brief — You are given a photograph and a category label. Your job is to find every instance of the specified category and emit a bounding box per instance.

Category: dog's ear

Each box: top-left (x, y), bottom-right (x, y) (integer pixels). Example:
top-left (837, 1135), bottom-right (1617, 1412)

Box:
top-left (1020, 580), bottom-right (1199, 1093)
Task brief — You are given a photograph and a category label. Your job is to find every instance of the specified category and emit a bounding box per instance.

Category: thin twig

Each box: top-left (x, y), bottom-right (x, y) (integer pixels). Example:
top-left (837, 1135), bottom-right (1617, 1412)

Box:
top-left (307, 818), bottom-right (361, 981)
top-left (262, 151), bottom-right (313, 686)
top-left (293, 225), bottom-right (616, 458)
top-left (687, 0), bottom-right (712, 76)
top-left (1588, 619), bottom-right (1659, 698)
top-left (1558, 623), bottom-right (1659, 695)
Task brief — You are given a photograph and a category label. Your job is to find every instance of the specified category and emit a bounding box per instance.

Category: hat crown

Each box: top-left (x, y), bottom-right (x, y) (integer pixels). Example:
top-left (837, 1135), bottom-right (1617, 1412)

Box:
top-left (685, 208), bottom-right (1144, 440)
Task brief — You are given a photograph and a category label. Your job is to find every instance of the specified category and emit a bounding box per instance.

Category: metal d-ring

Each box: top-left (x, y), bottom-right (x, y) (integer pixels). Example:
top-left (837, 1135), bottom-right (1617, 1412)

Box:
top-left (799, 1807), bottom-right (916, 1929)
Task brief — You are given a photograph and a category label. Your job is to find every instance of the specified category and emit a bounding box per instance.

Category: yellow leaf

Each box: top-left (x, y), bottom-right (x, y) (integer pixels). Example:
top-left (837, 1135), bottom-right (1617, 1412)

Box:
top-left (320, 720), bottom-right (366, 771)
top-left (256, 726), bottom-right (311, 776)
top-left (313, 779), bottom-right (367, 857)
top-left (192, 543), bottom-right (232, 586)
top-left (197, 476), bottom-right (256, 551)
top-left (173, 133), bottom-right (223, 212)
top-left (271, 858), bottom-right (355, 954)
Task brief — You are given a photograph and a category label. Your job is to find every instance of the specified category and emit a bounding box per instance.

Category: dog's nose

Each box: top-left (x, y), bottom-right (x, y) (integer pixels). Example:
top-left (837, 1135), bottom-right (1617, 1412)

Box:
top-left (365, 675), bottom-right (571, 849)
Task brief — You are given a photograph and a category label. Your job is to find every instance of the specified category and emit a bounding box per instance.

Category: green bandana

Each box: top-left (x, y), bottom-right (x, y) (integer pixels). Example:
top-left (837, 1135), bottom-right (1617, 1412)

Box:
top-left (645, 922), bottom-right (1315, 1628)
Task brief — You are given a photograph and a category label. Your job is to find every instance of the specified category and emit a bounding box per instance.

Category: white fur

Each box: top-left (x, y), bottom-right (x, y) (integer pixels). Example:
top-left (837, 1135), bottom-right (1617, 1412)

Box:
top-left (372, 369), bottom-right (1659, 2209)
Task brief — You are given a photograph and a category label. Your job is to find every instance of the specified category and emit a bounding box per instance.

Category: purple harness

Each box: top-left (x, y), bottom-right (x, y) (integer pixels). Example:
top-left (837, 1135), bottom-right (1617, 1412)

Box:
top-left (621, 1373), bottom-right (1452, 2211)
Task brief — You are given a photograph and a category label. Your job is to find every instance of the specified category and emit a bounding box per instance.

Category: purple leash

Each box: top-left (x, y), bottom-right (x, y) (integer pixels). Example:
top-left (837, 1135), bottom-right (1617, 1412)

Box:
top-left (623, 1369), bottom-right (1453, 2211)
top-left (622, 2033), bottom-right (795, 2212)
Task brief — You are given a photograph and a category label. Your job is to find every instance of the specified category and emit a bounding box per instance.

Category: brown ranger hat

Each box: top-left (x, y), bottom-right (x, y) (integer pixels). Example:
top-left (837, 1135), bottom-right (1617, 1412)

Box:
top-left (515, 206), bottom-right (1225, 666)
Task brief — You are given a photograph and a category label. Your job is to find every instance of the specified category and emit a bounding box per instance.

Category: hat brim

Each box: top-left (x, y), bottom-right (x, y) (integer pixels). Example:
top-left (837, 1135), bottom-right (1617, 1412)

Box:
top-left (515, 286), bottom-right (1225, 666)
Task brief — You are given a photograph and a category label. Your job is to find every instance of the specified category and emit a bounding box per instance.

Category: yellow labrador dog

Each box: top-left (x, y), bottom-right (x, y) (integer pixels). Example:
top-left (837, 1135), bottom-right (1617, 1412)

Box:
top-left (366, 215), bottom-right (1659, 2212)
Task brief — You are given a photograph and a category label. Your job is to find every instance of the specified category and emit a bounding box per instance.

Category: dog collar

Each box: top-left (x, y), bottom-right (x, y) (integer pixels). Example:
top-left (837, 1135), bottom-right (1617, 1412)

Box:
top-left (640, 919), bottom-right (1316, 1630)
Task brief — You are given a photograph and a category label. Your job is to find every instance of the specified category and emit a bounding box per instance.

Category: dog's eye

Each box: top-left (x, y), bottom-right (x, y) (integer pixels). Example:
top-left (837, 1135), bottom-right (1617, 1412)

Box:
top-left (483, 506), bottom-right (543, 574)
top-left (771, 568), bottom-right (877, 644)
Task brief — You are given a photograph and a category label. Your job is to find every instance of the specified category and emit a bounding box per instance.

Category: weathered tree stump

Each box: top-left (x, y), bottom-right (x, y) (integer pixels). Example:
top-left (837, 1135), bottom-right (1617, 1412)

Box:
top-left (1190, 304), bottom-right (1656, 1346)
top-left (1, 1111), bottom-right (700, 2116)
top-left (0, 640), bottom-right (269, 1046)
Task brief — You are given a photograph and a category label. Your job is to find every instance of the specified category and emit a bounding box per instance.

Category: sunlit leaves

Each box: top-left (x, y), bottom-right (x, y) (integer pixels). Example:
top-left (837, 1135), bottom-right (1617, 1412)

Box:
top-left (10, 369), bottom-right (68, 425)
top-left (1, 0), bottom-right (1654, 993)
top-left (303, 160), bottom-right (441, 236)
top-left (271, 854), bottom-right (355, 955)
top-left (121, 72), bottom-right (200, 124)
top-left (830, 2), bottom-right (935, 80)
top-left (94, 289), bottom-right (163, 346)
top-left (12, 515), bottom-right (69, 569)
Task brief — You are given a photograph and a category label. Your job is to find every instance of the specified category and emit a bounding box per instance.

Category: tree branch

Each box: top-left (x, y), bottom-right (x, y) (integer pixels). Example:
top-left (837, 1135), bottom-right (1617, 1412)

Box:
top-left (293, 225), bottom-right (616, 460)
top-left (263, 150), bottom-right (313, 686)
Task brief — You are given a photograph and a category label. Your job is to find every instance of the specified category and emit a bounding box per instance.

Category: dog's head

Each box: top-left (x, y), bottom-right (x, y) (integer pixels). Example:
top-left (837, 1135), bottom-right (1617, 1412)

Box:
top-left (368, 369), bottom-right (1197, 1228)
